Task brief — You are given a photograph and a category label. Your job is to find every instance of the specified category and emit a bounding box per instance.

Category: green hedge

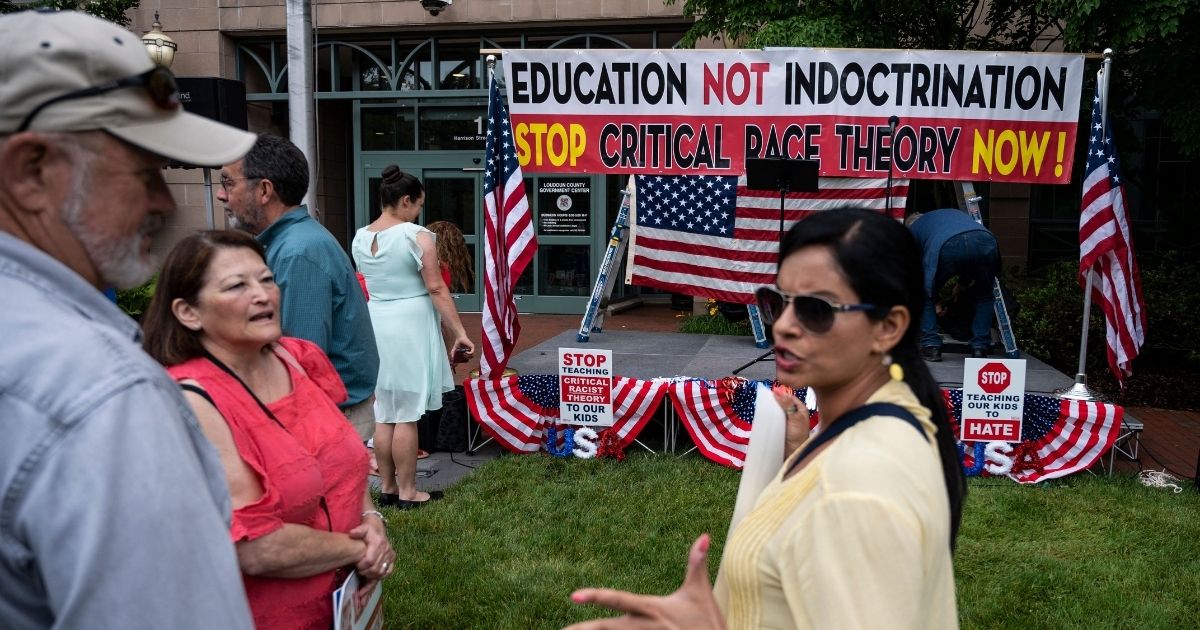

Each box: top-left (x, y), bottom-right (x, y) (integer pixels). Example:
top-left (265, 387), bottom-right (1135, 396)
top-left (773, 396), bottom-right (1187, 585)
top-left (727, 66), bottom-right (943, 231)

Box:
top-left (677, 299), bottom-right (754, 336)
top-left (115, 276), bottom-right (156, 321)
top-left (1011, 254), bottom-right (1200, 409)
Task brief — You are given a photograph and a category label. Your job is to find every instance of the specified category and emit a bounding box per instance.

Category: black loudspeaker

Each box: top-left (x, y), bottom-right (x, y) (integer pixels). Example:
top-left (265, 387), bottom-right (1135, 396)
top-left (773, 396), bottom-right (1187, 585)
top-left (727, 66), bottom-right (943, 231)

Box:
top-left (744, 158), bottom-right (820, 193)
top-left (176, 77), bottom-right (248, 130)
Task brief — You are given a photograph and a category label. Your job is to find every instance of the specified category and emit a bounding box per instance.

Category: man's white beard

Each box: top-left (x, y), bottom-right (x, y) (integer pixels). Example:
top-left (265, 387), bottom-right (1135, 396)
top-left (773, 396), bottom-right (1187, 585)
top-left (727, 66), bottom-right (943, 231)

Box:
top-left (60, 165), bottom-right (162, 290)
top-left (225, 200), bottom-right (266, 235)
top-left (225, 209), bottom-right (245, 231)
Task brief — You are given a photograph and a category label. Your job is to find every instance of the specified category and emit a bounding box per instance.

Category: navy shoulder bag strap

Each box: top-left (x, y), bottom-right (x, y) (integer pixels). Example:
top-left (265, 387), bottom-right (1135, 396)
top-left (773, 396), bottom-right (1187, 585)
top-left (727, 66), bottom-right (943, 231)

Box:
top-left (786, 402), bottom-right (928, 477)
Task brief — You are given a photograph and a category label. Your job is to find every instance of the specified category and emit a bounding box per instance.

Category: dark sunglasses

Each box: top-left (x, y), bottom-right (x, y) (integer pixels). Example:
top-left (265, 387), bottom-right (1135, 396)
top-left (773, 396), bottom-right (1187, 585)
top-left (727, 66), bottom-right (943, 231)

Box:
top-left (17, 66), bottom-right (180, 133)
top-left (755, 286), bottom-right (875, 334)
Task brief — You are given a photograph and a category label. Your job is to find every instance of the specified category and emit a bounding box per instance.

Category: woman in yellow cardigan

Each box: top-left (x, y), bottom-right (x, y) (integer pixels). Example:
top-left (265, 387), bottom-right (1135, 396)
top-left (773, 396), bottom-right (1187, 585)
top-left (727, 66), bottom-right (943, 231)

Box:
top-left (568, 208), bottom-right (967, 630)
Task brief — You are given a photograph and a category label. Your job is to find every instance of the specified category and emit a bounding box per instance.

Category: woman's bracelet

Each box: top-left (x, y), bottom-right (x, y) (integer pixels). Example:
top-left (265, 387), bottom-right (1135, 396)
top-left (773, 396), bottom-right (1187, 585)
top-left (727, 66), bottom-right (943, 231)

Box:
top-left (361, 510), bottom-right (387, 526)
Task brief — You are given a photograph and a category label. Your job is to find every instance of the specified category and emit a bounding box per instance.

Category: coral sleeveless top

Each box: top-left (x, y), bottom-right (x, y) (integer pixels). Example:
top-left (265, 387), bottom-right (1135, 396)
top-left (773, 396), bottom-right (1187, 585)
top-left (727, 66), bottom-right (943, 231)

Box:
top-left (169, 338), bottom-right (369, 630)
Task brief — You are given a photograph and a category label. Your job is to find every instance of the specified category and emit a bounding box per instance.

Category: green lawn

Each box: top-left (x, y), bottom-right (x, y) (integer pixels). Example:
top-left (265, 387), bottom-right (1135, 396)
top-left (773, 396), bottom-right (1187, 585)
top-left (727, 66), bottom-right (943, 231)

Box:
top-left (956, 476), bottom-right (1200, 628)
top-left (378, 454), bottom-right (1200, 629)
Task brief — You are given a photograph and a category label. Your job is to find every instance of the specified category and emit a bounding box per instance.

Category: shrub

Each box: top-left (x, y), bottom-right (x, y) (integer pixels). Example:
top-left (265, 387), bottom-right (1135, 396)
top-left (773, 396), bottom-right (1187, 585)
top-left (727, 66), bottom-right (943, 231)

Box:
top-left (678, 299), bottom-right (754, 336)
top-left (116, 276), bottom-right (157, 321)
top-left (1011, 254), bottom-right (1200, 409)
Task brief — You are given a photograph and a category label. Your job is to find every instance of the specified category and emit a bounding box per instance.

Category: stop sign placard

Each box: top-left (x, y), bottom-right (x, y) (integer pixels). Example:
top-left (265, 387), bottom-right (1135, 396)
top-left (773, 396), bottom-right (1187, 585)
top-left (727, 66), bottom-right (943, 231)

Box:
top-left (977, 362), bottom-right (1012, 394)
top-left (962, 358), bottom-right (1026, 443)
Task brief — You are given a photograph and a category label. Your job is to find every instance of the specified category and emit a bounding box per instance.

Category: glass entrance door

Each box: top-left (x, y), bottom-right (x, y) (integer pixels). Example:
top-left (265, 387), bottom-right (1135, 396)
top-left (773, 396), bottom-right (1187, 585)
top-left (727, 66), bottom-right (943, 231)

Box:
top-left (359, 156), bottom-right (482, 312)
top-left (358, 155), bottom-right (601, 314)
top-left (525, 175), bottom-right (596, 313)
top-left (423, 169), bottom-right (481, 311)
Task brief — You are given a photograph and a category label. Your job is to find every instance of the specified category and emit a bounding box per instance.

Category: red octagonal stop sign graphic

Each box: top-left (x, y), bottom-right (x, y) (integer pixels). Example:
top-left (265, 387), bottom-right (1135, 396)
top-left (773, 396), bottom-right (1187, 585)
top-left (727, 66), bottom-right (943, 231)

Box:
top-left (977, 362), bottom-right (1012, 394)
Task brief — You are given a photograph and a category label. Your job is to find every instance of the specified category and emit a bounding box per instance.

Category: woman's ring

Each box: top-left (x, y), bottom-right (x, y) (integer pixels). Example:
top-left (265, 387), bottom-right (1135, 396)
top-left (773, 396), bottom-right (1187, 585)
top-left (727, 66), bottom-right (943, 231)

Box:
top-left (786, 404), bottom-right (800, 414)
top-left (381, 561), bottom-right (390, 573)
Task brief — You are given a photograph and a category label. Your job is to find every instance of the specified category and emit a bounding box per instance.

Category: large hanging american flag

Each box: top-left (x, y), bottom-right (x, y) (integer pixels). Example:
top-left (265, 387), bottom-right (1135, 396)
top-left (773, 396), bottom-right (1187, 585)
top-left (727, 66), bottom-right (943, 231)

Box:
top-left (464, 375), bottom-right (669, 452)
top-left (481, 73), bottom-right (537, 378)
top-left (1079, 72), bottom-right (1147, 384)
top-left (628, 175), bottom-right (909, 304)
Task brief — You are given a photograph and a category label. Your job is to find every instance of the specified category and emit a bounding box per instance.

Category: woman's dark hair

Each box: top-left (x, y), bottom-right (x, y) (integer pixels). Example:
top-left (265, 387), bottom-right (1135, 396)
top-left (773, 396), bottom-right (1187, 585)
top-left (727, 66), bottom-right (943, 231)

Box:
top-left (142, 230), bottom-right (267, 367)
top-left (379, 165), bottom-right (425, 210)
top-left (779, 207), bottom-right (967, 550)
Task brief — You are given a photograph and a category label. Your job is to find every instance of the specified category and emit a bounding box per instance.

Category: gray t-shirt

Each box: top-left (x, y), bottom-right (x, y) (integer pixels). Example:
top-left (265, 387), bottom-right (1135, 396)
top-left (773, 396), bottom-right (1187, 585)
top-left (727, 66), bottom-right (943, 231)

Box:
top-left (0, 233), bottom-right (253, 629)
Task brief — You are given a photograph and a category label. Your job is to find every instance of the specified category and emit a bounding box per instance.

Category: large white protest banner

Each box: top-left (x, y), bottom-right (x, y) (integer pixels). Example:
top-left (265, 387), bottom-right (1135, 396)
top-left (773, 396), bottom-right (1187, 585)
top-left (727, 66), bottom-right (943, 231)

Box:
top-left (503, 48), bottom-right (1085, 184)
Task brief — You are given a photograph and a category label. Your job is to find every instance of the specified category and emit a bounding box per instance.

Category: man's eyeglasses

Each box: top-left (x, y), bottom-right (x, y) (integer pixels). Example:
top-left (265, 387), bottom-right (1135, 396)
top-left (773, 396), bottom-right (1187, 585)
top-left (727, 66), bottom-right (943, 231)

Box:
top-left (17, 66), bottom-right (180, 133)
top-left (754, 286), bottom-right (875, 334)
top-left (219, 176), bottom-right (258, 192)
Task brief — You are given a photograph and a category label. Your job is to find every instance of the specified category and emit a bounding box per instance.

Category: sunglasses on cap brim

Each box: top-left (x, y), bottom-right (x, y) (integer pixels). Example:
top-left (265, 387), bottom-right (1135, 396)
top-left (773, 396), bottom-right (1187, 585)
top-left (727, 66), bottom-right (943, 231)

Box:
top-left (754, 286), bottom-right (875, 334)
top-left (17, 66), bottom-right (180, 133)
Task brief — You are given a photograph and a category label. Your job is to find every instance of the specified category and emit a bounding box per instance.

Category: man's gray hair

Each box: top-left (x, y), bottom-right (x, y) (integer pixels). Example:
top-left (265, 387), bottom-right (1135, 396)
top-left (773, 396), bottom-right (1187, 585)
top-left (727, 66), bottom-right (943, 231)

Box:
top-left (242, 134), bottom-right (309, 207)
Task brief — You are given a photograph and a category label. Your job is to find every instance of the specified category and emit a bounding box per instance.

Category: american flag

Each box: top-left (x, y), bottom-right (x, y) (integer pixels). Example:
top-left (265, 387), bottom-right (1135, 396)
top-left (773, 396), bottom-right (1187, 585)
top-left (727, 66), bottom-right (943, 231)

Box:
top-left (668, 379), bottom-right (807, 469)
top-left (1079, 71), bottom-right (1147, 384)
top-left (629, 175), bottom-right (909, 304)
top-left (464, 375), bottom-right (669, 452)
top-left (946, 389), bottom-right (1123, 484)
top-left (481, 74), bottom-right (536, 378)
top-left (463, 375), bottom-right (1123, 483)
top-left (671, 385), bottom-right (1120, 479)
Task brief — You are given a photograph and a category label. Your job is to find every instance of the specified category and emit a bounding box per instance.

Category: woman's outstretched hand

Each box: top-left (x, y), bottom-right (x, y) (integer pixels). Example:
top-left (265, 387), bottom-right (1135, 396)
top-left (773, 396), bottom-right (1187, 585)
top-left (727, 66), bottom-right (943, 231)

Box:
top-left (564, 534), bottom-right (726, 630)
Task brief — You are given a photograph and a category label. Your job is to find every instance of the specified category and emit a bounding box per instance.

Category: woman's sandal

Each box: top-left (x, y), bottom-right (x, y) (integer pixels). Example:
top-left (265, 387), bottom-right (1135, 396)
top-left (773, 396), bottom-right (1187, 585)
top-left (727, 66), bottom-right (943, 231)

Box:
top-left (394, 490), bottom-right (444, 510)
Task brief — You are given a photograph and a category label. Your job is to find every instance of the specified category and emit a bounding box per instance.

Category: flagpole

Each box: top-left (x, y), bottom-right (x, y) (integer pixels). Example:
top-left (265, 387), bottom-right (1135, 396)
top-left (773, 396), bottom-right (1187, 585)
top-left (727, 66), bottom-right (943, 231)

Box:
top-left (479, 53), bottom-right (536, 379)
top-left (483, 53), bottom-right (499, 379)
top-left (1058, 48), bottom-right (1113, 402)
top-left (486, 54), bottom-right (500, 262)
top-left (483, 53), bottom-right (511, 378)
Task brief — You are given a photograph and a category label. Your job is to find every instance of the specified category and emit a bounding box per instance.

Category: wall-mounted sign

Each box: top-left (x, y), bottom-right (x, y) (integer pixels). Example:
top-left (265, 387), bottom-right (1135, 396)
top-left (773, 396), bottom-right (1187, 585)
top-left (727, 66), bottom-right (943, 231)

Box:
top-left (537, 177), bottom-right (590, 235)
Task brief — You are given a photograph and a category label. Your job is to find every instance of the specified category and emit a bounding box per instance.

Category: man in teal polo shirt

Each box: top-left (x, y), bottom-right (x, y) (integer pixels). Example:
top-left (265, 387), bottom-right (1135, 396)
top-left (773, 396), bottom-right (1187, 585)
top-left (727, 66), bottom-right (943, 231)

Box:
top-left (218, 134), bottom-right (379, 438)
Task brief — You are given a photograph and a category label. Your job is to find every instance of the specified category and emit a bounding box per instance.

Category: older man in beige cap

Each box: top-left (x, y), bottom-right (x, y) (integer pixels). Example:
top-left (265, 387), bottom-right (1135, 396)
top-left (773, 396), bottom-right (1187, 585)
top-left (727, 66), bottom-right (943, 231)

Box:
top-left (0, 10), bottom-right (257, 629)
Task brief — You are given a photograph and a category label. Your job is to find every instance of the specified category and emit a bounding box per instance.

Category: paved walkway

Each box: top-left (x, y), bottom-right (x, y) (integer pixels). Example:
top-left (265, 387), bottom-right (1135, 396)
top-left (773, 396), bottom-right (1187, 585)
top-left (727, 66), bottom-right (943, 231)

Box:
top-left (452, 301), bottom-right (684, 383)
top-left (1118, 406), bottom-right (1200, 479)
top-left (404, 302), bottom-right (687, 493)
top-left (403, 301), bottom-right (1198, 493)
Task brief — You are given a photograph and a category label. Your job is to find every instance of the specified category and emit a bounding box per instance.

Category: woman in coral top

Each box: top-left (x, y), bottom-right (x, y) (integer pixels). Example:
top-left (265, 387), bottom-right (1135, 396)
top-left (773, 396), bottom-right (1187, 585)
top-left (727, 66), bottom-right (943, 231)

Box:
top-left (142, 230), bottom-right (395, 630)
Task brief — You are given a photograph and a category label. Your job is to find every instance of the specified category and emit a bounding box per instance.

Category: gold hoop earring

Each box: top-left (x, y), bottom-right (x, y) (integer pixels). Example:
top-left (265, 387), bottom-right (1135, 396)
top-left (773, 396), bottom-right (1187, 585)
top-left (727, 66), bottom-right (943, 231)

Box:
top-left (882, 354), bottom-right (904, 382)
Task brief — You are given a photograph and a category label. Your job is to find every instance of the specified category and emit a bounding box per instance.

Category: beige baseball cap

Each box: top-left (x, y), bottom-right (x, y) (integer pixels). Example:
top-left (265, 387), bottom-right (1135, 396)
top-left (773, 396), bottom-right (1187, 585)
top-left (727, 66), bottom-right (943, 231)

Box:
top-left (0, 10), bottom-right (255, 167)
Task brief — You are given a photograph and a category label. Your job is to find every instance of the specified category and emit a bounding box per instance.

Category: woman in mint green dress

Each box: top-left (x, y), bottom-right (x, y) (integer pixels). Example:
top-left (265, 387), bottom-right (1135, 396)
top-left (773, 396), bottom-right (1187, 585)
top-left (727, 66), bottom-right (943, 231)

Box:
top-left (351, 166), bottom-right (474, 508)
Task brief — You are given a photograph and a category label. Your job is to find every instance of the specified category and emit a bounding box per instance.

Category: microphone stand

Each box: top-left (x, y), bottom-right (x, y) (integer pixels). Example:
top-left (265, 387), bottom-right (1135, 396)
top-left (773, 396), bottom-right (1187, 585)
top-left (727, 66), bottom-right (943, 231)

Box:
top-left (732, 179), bottom-right (789, 375)
top-left (885, 115), bottom-right (899, 212)
top-left (731, 158), bottom-right (819, 376)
